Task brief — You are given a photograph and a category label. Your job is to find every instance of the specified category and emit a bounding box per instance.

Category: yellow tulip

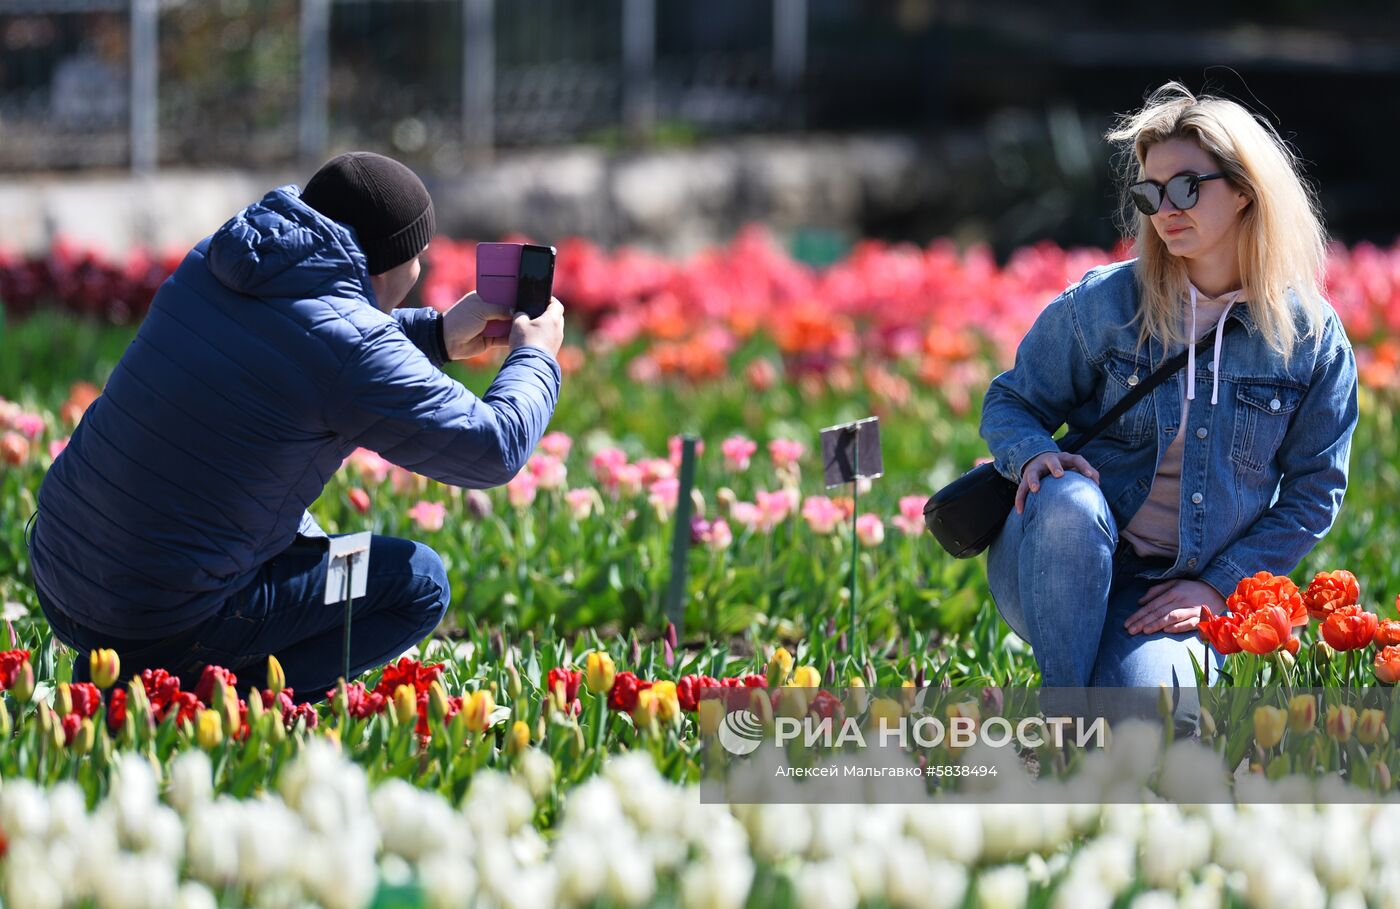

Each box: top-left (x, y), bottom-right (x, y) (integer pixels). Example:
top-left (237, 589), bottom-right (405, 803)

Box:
top-left (507, 720), bottom-right (530, 756)
top-left (89, 649), bottom-right (120, 690)
top-left (266, 655), bottom-right (286, 696)
top-left (54, 681), bottom-right (73, 718)
top-left (464, 689), bottom-right (495, 733)
top-left (869, 697), bottom-right (903, 732)
top-left (766, 647), bottom-right (794, 687)
top-left (10, 659), bottom-right (35, 704)
top-left (632, 688), bottom-right (660, 731)
top-left (1357, 708), bottom-right (1389, 746)
top-left (1287, 694), bottom-right (1317, 734)
top-left (776, 686), bottom-right (808, 719)
top-left (392, 684), bottom-right (418, 726)
top-left (427, 680), bottom-right (450, 725)
top-left (74, 718), bottom-right (96, 755)
top-left (585, 651), bottom-right (617, 695)
top-left (698, 698), bottom-right (724, 738)
top-left (1253, 706), bottom-right (1287, 750)
top-left (844, 676), bottom-right (868, 716)
top-left (196, 709), bottom-right (224, 750)
top-left (649, 680), bottom-right (681, 724)
top-left (1326, 705), bottom-right (1357, 742)
top-left (789, 665), bottom-right (821, 689)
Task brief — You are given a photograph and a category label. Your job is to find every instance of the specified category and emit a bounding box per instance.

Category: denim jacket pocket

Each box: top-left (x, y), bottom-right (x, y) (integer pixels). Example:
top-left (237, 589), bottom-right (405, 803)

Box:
top-left (1231, 381), bottom-right (1304, 472)
top-left (1098, 354), bottom-right (1155, 445)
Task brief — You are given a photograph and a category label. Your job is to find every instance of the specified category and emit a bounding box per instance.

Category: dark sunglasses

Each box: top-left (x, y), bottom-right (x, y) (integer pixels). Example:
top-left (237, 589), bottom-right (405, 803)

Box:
top-left (1127, 172), bottom-right (1227, 216)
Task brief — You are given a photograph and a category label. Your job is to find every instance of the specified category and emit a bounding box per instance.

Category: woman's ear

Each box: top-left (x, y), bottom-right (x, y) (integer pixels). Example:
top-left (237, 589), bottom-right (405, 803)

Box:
top-left (1235, 191), bottom-right (1252, 214)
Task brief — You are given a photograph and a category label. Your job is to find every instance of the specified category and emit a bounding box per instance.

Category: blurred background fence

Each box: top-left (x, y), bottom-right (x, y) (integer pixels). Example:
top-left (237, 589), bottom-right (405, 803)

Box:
top-left (2, 0), bottom-right (1398, 250)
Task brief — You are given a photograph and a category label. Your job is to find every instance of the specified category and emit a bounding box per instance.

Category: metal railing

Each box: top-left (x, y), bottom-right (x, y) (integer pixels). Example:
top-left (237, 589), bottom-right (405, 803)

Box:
top-left (0, 0), bottom-right (813, 172)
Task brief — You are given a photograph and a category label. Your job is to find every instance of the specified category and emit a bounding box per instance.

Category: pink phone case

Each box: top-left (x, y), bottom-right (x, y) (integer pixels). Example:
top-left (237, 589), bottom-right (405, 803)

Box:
top-left (477, 243), bottom-right (521, 338)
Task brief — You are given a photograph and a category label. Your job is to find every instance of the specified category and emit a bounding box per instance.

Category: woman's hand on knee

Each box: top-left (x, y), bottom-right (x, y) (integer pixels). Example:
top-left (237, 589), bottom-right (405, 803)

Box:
top-left (1015, 452), bottom-right (1100, 514)
top-left (1126, 579), bottom-right (1226, 635)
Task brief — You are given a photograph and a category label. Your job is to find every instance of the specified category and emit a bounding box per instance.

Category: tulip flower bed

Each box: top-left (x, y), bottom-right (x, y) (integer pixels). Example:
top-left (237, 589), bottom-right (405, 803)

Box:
top-left (5, 232), bottom-right (1400, 907)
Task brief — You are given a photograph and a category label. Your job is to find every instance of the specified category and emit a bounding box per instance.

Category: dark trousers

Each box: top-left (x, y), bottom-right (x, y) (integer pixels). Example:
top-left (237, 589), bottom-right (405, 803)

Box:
top-left (40, 534), bottom-right (451, 704)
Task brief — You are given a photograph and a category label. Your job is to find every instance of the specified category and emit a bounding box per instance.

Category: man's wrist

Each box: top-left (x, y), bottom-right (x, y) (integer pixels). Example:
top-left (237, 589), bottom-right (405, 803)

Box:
top-left (434, 311), bottom-right (452, 363)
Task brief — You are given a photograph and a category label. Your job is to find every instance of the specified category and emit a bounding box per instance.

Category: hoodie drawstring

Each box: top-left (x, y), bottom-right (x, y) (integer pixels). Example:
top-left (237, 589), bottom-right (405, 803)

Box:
top-left (1186, 284), bottom-right (1238, 406)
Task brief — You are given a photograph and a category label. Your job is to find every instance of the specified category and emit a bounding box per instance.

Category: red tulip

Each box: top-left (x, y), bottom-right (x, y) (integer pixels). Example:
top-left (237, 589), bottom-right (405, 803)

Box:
top-left (348, 487), bottom-right (371, 514)
top-left (1375, 645), bottom-right (1400, 684)
top-left (1235, 606), bottom-right (1293, 655)
top-left (1321, 605), bottom-right (1379, 652)
top-left (1227, 572), bottom-right (1306, 627)
top-left (1197, 607), bottom-right (1244, 655)
top-left (1302, 570), bottom-right (1360, 622)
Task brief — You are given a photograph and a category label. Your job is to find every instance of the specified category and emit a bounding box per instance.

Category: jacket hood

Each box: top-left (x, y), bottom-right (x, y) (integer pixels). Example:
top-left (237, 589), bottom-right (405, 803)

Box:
top-left (205, 185), bottom-right (373, 300)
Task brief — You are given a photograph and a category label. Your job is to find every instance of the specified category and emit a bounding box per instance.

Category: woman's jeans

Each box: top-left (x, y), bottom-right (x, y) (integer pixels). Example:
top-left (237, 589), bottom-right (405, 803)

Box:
top-left (986, 471), bottom-right (1224, 727)
top-left (40, 534), bottom-right (450, 704)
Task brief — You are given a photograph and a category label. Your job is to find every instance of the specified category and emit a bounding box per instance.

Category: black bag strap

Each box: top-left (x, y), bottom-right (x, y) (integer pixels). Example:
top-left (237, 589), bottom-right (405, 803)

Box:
top-left (1061, 317), bottom-right (1241, 455)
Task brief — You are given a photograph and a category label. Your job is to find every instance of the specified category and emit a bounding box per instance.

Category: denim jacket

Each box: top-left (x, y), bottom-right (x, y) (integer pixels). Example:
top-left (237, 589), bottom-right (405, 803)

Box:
top-left (980, 258), bottom-right (1359, 598)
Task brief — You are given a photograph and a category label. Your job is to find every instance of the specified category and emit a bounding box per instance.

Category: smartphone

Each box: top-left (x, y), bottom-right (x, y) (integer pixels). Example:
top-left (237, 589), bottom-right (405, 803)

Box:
top-left (476, 242), bottom-right (556, 338)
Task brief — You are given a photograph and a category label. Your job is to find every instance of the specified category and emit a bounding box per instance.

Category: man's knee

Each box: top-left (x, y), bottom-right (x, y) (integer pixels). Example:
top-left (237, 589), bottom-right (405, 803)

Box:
top-left (406, 543), bottom-right (451, 623)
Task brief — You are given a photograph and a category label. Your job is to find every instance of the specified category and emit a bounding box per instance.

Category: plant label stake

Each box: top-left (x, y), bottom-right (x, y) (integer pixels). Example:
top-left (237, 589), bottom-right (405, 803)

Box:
top-left (820, 417), bottom-right (883, 650)
top-left (326, 532), bottom-right (372, 684)
top-left (664, 435), bottom-right (700, 639)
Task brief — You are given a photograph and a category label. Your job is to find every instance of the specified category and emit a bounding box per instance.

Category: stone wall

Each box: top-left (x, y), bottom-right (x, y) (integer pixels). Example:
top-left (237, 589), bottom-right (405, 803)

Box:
top-left (0, 135), bottom-right (958, 258)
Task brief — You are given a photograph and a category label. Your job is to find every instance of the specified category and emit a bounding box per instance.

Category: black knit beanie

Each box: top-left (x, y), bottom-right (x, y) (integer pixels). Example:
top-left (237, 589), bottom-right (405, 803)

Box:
top-left (300, 152), bottom-right (436, 275)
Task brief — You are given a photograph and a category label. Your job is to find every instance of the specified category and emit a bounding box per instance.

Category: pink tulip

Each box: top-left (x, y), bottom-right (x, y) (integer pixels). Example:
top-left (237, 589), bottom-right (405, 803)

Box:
top-left (729, 502), bottom-right (761, 531)
top-left (892, 495), bottom-right (926, 537)
top-left (649, 477), bottom-right (680, 518)
top-left (528, 454), bottom-right (568, 490)
top-left (565, 488), bottom-right (599, 521)
top-left (347, 448), bottom-right (392, 484)
top-left (48, 437), bottom-right (69, 460)
top-left (540, 431), bottom-right (573, 459)
top-left (613, 463), bottom-right (644, 498)
top-left (768, 438), bottom-right (805, 469)
top-left (507, 471), bottom-right (538, 509)
top-left (407, 501), bottom-right (446, 532)
top-left (801, 496), bottom-right (845, 535)
top-left (668, 435), bottom-right (705, 467)
top-left (636, 458), bottom-right (675, 485)
top-left (755, 489), bottom-right (794, 530)
top-left (591, 447), bottom-right (629, 486)
top-left (721, 436), bottom-right (758, 472)
top-left (856, 514), bottom-right (885, 547)
top-left (13, 413), bottom-right (44, 440)
top-left (348, 488), bottom-right (371, 515)
top-left (1, 432), bottom-right (27, 467)
top-left (706, 518), bottom-right (733, 550)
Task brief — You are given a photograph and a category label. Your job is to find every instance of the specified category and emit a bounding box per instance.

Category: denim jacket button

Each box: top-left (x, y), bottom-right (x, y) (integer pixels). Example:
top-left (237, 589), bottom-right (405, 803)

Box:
top-left (1187, 558), bottom-right (1198, 568)
top-left (1270, 398), bottom-right (1281, 411)
top-left (1196, 427), bottom-right (1208, 439)
top-left (1191, 492), bottom-right (1204, 505)
top-left (1127, 374), bottom-right (1139, 386)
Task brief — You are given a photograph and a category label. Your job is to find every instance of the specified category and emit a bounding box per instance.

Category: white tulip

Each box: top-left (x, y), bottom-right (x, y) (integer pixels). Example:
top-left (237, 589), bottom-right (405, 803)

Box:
top-left (792, 859), bottom-right (859, 909)
top-left (464, 771), bottom-right (535, 838)
top-left (975, 865), bottom-right (1028, 909)
top-left (1367, 865), bottom-right (1400, 909)
top-left (419, 851), bottom-right (477, 909)
top-left (680, 857), bottom-right (753, 909)
top-left (167, 750), bottom-right (214, 816)
top-left (1128, 891), bottom-right (1178, 909)
top-left (1244, 861), bottom-right (1325, 909)
top-left (519, 747), bottom-right (557, 802)
top-left (746, 803), bottom-right (811, 861)
top-left (1330, 889), bottom-right (1369, 909)
top-left (174, 881), bottom-right (219, 909)
top-left (553, 831), bottom-right (607, 906)
top-left (3, 841), bottom-right (63, 909)
top-left (885, 840), bottom-right (966, 909)
top-left (842, 842), bottom-right (887, 902)
top-left (1179, 879), bottom-right (1223, 909)
top-left (185, 802), bottom-right (240, 885)
top-left (1156, 740), bottom-right (1231, 804)
top-left (1140, 810), bottom-right (1211, 889)
top-left (0, 778), bottom-right (50, 840)
top-left (1049, 871), bottom-right (1111, 909)
top-left (96, 853), bottom-right (178, 909)
top-left (1312, 808), bottom-right (1371, 892)
top-left (905, 803), bottom-right (981, 864)
top-left (498, 866), bottom-right (558, 909)
top-left (604, 845), bottom-right (657, 907)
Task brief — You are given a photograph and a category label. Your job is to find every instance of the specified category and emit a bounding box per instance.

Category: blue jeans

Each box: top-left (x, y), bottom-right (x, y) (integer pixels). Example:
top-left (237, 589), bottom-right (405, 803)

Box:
top-left (986, 471), bottom-right (1224, 692)
top-left (40, 534), bottom-right (450, 704)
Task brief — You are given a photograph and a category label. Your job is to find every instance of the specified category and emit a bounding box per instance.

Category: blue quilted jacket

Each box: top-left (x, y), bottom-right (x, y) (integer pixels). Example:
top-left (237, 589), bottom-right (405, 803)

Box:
top-left (29, 186), bottom-right (561, 639)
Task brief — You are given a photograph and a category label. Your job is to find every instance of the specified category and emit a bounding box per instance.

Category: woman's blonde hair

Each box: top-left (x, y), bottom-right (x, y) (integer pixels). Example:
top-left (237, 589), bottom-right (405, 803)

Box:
top-left (1105, 82), bottom-right (1328, 364)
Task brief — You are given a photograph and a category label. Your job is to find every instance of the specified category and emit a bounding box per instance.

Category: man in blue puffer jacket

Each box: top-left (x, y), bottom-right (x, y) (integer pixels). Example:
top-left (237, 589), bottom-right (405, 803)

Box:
top-left (27, 152), bottom-right (564, 701)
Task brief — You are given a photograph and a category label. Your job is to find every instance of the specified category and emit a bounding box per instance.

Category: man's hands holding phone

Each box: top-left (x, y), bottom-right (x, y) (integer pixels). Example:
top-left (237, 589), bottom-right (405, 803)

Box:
top-left (1014, 451), bottom-right (1100, 514)
top-left (441, 291), bottom-right (565, 360)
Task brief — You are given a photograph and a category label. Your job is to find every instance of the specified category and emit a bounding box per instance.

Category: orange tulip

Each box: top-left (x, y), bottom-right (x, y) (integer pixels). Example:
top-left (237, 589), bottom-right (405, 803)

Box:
top-left (1375, 645), bottom-right (1400, 684)
top-left (1197, 607), bottom-right (1243, 655)
top-left (1227, 572), bottom-right (1306, 627)
top-left (1376, 620), bottom-right (1400, 647)
top-left (1235, 606), bottom-right (1293, 655)
top-left (1321, 605), bottom-right (1379, 652)
top-left (1302, 570), bottom-right (1360, 622)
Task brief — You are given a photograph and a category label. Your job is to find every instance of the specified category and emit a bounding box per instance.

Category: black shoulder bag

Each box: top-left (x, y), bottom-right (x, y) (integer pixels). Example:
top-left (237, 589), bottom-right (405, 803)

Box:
top-left (923, 320), bottom-right (1239, 559)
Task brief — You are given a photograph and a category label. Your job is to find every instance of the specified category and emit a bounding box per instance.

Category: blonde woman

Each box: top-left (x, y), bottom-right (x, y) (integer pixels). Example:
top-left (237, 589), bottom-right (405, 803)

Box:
top-left (980, 83), bottom-right (1358, 694)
